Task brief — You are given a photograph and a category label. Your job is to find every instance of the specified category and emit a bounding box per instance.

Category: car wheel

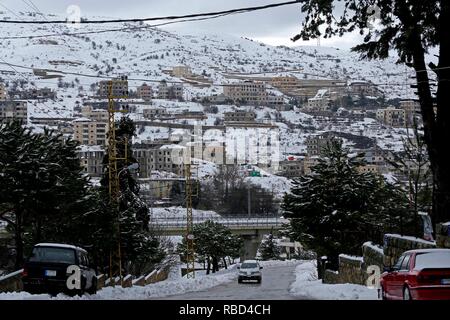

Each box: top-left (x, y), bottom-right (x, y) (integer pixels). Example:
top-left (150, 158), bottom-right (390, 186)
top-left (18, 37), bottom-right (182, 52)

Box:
top-left (403, 286), bottom-right (412, 300)
top-left (380, 286), bottom-right (387, 300)
top-left (257, 278), bottom-right (261, 284)
top-left (238, 278), bottom-right (242, 284)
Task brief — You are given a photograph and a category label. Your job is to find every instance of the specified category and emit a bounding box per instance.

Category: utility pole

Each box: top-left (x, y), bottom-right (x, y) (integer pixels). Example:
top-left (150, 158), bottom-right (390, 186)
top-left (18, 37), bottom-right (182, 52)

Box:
top-left (107, 76), bottom-right (129, 287)
top-left (248, 185), bottom-right (251, 217)
top-left (185, 163), bottom-right (195, 278)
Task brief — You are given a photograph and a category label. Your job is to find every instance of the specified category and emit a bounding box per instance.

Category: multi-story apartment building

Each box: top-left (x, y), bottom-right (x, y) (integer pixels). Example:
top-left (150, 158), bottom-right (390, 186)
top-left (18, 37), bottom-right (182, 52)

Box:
top-left (98, 76), bottom-right (128, 98)
top-left (0, 83), bottom-right (7, 100)
top-left (137, 83), bottom-right (153, 101)
top-left (399, 99), bottom-right (420, 124)
top-left (278, 159), bottom-right (304, 178)
top-left (133, 143), bottom-right (185, 178)
top-left (348, 80), bottom-right (383, 97)
top-left (73, 118), bottom-right (108, 146)
top-left (305, 133), bottom-right (337, 157)
top-left (303, 156), bottom-right (320, 175)
top-left (304, 89), bottom-right (330, 112)
top-left (172, 66), bottom-right (192, 78)
top-left (143, 107), bottom-right (168, 119)
top-left (376, 107), bottom-right (410, 127)
top-left (223, 81), bottom-right (268, 106)
top-left (0, 100), bottom-right (27, 122)
top-left (270, 76), bottom-right (300, 93)
top-left (224, 110), bottom-right (256, 123)
top-left (157, 81), bottom-right (183, 100)
top-left (81, 105), bottom-right (109, 122)
top-left (76, 145), bottom-right (105, 177)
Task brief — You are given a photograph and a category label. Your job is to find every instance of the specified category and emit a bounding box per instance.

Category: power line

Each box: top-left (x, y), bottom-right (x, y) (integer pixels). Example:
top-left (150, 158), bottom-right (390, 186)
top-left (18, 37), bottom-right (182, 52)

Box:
top-left (0, 1), bottom-right (300, 24)
top-left (0, 12), bottom-right (238, 40)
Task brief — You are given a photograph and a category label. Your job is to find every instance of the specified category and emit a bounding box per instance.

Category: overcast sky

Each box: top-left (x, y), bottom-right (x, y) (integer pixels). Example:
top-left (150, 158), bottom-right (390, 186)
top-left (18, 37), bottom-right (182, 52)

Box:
top-left (1, 0), bottom-right (363, 49)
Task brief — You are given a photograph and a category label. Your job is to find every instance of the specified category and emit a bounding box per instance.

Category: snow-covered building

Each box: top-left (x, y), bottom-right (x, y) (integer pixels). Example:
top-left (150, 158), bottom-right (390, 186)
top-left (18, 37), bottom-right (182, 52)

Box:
top-left (305, 132), bottom-right (338, 157)
top-left (223, 81), bottom-right (268, 106)
top-left (137, 83), bottom-right (153, 101)
top-left (224, 110), bottom-right (256, 123)
top-left (348, 80), bottom-right (383, 98)
top-left (157, 81), bottom-right (184, 100)
top-left (376, 107), bottom-right (410, 127)
top-left (304, 89), bottom-right (331, 112)
top-left (73, 117), bottom-right (108, 146)
top-left (0, 83), bottom-right (7, 101)
top-left (98, 77), bottom-right (129, 98)
top-left (0, 100), bottom-right (27, 123)
top-left (76, 145), bottom-right (105, 177)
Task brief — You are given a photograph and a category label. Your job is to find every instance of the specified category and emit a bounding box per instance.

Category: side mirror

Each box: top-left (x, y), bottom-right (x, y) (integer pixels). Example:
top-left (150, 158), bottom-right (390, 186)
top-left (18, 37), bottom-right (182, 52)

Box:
top-left (237, 266), bottom-right (240, 269)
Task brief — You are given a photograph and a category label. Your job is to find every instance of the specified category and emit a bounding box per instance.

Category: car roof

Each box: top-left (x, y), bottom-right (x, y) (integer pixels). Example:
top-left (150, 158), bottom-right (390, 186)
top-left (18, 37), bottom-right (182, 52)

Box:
top-left (242, 260), bottom-right (259, 263)
top-left (404, 248), bottom-right (450, 254)
top-left (34, 243), bottom-right (87, 253)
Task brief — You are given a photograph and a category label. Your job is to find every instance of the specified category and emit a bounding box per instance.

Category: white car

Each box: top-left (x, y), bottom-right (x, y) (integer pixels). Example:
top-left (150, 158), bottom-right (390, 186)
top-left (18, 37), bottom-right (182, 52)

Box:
top-left (237, 260), bottom-right (263, 284)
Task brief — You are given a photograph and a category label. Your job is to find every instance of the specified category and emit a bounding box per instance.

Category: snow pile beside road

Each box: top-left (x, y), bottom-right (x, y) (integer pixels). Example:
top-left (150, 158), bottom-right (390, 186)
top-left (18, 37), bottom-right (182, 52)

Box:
top-left (0, 266), bottom-right (237, 300)
top-left (289, 261), bottom-right (378, 300)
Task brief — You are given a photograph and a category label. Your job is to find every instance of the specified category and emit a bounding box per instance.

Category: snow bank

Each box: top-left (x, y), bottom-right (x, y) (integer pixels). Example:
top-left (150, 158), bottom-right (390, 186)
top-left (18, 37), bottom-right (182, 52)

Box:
top-left (0, 266), bottom-right (237, 300)
top-left (289, 261), bottom-right (378, 300)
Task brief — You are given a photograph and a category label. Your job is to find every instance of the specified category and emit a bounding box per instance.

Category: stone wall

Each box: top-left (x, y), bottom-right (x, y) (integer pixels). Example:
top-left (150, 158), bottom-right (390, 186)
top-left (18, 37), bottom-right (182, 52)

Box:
top-left (436, 222), bottom-right (450, 249)
top-left (322, 233), bottom-right (437, 285)
top-left (383, 234), bottom-right (436, 267)
top-left (362, 241), bottom-right (384, 270)
top-left (0, 269), bottom-right (23, 293)
top-left (336, 254), bottom-right (366, 285)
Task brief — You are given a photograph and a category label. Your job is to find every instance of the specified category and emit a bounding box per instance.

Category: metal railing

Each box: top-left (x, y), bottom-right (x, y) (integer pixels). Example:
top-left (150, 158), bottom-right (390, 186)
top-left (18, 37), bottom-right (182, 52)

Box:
top-left (150, 215), bottom-right (287, 230)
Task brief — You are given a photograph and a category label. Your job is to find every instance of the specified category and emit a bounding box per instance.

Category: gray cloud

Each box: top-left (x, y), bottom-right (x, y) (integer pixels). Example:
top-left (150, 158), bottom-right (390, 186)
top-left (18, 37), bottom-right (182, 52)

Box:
top-left (0, 0), bottom-right (359, 48)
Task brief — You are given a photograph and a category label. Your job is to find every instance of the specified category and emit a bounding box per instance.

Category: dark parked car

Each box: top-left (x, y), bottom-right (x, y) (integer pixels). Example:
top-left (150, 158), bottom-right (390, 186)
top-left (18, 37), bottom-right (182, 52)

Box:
top-left (22, 243), bottom-right (97, 295)
top-left (380, 249), bottom-right (450, 300)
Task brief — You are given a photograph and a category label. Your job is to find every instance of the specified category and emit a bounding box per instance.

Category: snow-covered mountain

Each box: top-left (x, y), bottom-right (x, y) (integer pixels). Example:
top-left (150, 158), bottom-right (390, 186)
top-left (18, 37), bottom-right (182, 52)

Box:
top-left (0, 10), bottom-right (415, 101)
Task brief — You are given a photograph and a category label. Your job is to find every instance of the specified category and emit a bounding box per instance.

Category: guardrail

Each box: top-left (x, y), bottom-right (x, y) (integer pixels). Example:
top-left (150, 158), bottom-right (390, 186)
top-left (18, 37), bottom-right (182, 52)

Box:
top-left (150, 216), bottom-right (287, 230)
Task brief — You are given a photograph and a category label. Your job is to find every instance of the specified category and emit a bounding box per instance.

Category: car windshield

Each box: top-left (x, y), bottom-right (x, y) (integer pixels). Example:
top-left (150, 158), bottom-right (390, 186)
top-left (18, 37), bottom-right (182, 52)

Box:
top-left (29, 247), bottom-right (76, 264)
top-left (414, 251), bottom-right (450, 270)
top-left (241, 263), bottom-right (258, 269)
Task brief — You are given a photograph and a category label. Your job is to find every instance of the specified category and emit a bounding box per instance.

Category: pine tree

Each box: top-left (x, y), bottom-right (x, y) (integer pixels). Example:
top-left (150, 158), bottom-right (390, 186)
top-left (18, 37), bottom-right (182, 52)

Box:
top-left (178, 220), bottom-right (243, 274)
top-left (258, 233), bottom-right (280, 261)
top-left (99, 116), bottom-right (163, 275)
top-left (0, 121), bottom-right (94, 268)
top-left (292, 0), bottom-right (450, 225)
top-left (282, 140), bottom-right (410, 269)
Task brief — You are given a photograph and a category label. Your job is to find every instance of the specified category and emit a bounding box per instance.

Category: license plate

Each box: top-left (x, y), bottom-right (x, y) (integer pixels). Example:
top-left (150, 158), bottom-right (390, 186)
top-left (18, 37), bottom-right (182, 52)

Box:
top-left (45, 270), bottom-right (57, 277)
top-left (441, 279), bottom-right (450, 285)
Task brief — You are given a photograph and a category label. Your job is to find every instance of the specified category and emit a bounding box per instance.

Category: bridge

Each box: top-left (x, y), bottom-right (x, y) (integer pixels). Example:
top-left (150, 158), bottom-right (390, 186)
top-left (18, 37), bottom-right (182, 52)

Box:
top-left (150, 215), bottom-right (288, 259)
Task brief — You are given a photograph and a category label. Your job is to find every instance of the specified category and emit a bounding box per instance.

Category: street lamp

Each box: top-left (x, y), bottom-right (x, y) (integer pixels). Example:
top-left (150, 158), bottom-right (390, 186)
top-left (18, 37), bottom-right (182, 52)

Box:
top-left (119, 162), bottom-right (139, 176)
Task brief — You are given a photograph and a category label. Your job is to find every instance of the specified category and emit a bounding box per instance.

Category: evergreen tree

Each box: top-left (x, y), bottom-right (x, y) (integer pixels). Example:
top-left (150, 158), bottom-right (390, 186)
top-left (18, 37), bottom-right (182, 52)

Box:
top-left (0, 121), bottom-right (94, 268)
top-left (178, 220), bottom-right (243, 274)
top-left (291, 0), bottom-right (450, 224)
top-left (99, 116), bottom-right (163, 274)
top-left (258, 233), bottom-right (281, 261)
top-left (282, 140), bottom-right (410, 269)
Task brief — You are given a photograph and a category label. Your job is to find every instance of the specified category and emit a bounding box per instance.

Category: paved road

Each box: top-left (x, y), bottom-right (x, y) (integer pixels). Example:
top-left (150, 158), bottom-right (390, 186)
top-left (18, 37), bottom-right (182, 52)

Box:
top-left (160, 264), bottom-right (299, 300)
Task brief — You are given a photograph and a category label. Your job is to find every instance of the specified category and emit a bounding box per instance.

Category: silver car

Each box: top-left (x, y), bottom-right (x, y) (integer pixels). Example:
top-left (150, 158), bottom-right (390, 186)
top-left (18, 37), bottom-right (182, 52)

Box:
top-left (237, 260), bottom-right (263, 284)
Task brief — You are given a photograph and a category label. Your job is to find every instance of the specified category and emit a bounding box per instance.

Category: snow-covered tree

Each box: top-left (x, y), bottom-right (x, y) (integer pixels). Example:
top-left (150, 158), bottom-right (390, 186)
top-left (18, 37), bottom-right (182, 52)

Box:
top-left (282, 140), bottom-right (410, 269)
top-left (178, 220), bottom-right (243, 274)
top-left (258, 233), bottom-right (281, 261)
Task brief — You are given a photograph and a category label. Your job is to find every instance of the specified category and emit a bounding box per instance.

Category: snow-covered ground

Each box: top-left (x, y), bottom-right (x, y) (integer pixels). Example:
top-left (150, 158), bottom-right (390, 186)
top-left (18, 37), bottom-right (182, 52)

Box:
top-left (289, 260), bottom-right (378, 300)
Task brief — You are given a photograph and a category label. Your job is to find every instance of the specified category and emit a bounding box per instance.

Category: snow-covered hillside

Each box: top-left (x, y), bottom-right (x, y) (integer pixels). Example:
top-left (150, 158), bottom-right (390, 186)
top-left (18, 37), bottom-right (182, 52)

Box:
top-left (0, 10), bottom-right (415, 103)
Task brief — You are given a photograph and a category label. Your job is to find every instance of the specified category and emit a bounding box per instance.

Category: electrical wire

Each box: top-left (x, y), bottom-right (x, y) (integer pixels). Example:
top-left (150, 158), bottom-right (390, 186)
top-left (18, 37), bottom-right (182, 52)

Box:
top-left (0, 1), bottom-right (300, 24)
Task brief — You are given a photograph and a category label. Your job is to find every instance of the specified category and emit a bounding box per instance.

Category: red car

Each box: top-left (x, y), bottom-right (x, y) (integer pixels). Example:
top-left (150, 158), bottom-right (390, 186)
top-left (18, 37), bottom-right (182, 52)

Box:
top-left (380, 249), bottom-right (450, 300)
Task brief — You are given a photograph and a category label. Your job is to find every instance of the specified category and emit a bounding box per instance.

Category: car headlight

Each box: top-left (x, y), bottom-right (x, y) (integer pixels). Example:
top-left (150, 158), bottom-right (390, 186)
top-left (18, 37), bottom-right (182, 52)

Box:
top-left (251, 271), bottom-right (260, 275)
